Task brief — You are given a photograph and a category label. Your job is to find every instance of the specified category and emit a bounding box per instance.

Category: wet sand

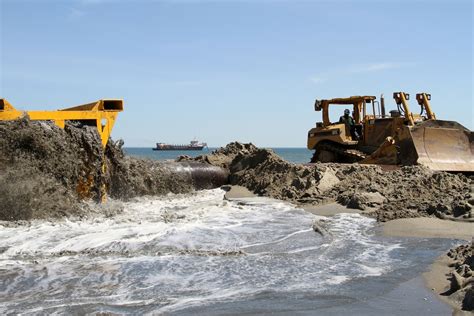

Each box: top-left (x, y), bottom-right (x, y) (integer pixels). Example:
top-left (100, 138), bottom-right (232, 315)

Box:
top-left (223, 185), bottom-right (257, 200)
top-left (384, 218), bottom-right (473, 314)
top-left (383, 217), bottom-right (473, 241)
top-left (226, 186), bottom-right (364, 216)
top-left (422, 255), bottom-right (474, 316)
top-left (302, 202), bottom-right (363, 217)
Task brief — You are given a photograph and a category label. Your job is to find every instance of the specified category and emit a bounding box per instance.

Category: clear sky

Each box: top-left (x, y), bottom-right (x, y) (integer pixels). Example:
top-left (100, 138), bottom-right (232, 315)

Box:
top-left (1, 0), bottom-right (472, 147)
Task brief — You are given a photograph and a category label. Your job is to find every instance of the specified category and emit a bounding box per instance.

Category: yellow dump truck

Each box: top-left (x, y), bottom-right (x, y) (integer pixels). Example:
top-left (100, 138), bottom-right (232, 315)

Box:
top-left (307, 92), bottom-right (474, 172)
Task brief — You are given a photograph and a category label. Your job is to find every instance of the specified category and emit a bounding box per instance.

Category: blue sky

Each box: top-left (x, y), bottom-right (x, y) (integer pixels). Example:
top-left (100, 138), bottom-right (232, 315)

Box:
top-left (1, 0), bottom-right (472, 147)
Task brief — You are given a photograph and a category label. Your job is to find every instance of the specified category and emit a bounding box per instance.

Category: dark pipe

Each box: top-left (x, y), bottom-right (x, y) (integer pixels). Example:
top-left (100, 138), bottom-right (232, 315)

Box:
top-left (162, 162), bottom-right (229, 190)
top-left (381, 94), bottom-right (386, 118)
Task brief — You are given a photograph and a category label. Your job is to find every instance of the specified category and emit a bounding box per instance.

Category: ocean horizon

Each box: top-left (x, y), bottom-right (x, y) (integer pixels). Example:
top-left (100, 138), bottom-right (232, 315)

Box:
top-left (124, 147), bottom-right (314, 164)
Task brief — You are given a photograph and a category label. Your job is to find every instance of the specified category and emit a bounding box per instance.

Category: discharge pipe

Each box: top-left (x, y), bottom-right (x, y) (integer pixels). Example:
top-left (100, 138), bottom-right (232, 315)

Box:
top-left (162, 161), bottom-right (229, 189)
top-left (380, 94), bottom-right (386, 118)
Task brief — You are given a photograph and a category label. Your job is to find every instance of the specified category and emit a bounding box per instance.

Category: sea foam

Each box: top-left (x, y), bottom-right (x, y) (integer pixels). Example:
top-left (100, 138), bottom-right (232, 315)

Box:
top-left (0, 189), bottom-right (403, 314)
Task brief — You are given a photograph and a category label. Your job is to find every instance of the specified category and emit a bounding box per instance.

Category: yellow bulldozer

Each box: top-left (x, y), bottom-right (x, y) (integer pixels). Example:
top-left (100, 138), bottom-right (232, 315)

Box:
top-left (307, 92), bottom-right (474, 172)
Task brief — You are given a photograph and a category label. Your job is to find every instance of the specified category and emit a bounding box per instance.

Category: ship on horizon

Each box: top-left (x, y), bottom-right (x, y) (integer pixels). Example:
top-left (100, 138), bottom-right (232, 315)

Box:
top-left (152, 140), bottom-right (208, 151)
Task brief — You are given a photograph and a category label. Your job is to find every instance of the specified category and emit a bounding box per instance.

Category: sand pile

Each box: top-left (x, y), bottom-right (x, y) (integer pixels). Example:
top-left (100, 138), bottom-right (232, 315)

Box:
top-left (177, 142), bottom-right (256, 169)
top-left (0, 118), bottom-right (106, 220)
top-left (0, 119), bottom-right (227, 221)
top-left (445, 243), bottom-right (474, 311)
top-left (182, 142), bottom-right (473, 221)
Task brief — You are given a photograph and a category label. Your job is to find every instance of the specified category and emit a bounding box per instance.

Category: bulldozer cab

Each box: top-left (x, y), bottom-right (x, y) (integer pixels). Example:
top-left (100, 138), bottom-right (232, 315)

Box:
top-left (314, 96), bottom-right (377, 142)
top-left (315, 96), bottom-right (376, 127)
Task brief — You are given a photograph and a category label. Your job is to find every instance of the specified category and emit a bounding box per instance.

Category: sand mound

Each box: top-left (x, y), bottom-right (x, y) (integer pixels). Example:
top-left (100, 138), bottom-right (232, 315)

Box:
top-left (183, 142), bottom-right (473, 222)
top-left (177, 142), bottom-right (257, 169)
top-left (0, 118), bottom-right (105, 220)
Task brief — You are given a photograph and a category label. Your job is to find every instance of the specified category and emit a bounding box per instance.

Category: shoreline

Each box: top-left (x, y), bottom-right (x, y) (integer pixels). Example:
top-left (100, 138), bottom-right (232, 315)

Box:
top-left (383, 217), bottom-right (473, 241)
top-left (422, 254), bottom-right (472, 316)
top-left (382, 218), bottom-right (473, 314)
top-left (224, 185), bottom-right (473, 314)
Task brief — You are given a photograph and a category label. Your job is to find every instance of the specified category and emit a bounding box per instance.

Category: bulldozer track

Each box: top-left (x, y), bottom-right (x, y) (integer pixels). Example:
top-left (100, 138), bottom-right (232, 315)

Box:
top-left (312, 143), bottom-right (366, 163)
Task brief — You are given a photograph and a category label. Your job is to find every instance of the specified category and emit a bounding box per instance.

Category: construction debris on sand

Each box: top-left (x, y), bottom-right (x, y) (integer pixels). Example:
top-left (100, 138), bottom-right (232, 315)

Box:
top-left (179, 142), bottom-right (474, 222)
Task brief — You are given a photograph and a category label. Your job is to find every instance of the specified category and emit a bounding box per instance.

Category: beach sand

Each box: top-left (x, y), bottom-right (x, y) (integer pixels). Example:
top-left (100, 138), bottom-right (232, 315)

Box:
top-left (302, 202), bottom-right (364, 216)
top-left (383, 218), bottom-right (473, 241)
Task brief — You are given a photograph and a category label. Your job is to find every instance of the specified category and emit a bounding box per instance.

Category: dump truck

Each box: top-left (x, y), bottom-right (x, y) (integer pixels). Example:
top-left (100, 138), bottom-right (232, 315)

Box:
top-left (307, 92), bottom-right (474, 172)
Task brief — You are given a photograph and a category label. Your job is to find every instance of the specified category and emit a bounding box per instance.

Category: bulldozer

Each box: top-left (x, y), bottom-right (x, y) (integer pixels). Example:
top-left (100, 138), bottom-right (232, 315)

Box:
top-left (307, 92), bottom-right (474, 172)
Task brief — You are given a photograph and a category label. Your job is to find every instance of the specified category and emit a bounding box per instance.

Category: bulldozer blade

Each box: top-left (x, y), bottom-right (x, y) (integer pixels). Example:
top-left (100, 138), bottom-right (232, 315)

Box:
top-left (407, 120), bottom-right (474, 172)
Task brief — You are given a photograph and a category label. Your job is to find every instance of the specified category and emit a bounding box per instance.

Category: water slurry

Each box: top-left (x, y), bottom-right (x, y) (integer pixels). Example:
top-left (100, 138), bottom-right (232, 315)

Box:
top-left (0, 189), bottom-right (454, 314)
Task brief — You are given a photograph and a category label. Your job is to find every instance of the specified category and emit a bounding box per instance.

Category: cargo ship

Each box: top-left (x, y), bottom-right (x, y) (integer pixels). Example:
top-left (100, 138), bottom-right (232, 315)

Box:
top-left (153, 140), bottom-right (208, 151)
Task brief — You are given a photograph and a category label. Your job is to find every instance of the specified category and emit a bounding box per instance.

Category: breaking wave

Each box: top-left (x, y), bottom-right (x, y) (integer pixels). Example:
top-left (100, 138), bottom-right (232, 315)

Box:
top-left (0, 189), bottom-right (423, 314)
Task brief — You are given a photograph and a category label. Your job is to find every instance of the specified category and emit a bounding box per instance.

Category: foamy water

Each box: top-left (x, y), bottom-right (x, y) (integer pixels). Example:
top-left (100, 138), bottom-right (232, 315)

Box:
top-left (0, 189), bottom-right (452, 314)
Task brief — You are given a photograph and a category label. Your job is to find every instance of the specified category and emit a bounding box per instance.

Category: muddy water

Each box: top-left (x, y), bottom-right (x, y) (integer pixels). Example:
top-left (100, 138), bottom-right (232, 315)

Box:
top-left (0, 189), bottom-right (455, 314)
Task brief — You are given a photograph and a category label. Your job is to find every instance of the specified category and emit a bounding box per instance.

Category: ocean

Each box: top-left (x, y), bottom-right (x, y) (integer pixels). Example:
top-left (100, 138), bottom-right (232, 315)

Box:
top-left (124, 147), bottom-right (314, 164)
top-left (0, 148), bottom-right (458, 314)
